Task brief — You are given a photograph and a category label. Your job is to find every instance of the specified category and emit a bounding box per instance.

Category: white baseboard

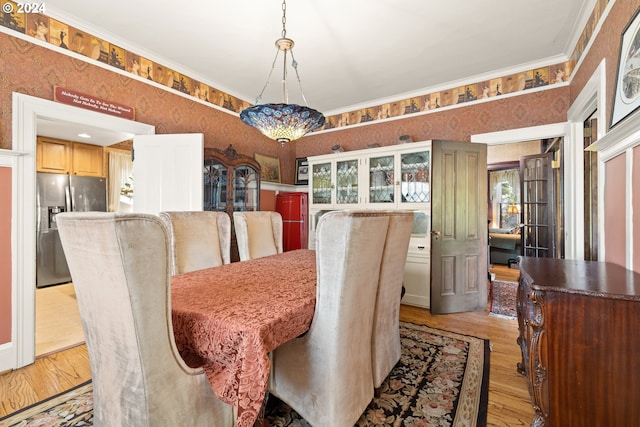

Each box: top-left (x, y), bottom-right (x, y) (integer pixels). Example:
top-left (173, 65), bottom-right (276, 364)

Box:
top-left (0, 341), bottom-right (16, 374)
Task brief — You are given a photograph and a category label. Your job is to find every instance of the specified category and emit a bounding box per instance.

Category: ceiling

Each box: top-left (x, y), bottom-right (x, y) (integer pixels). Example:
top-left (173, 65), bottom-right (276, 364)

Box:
top-left (39, 0), bottom-right (595, 144)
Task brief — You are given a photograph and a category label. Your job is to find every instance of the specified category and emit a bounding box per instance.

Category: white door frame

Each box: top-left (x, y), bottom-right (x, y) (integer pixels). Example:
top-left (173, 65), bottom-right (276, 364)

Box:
top-left (471, 123), bottom-right (574, 256)
top-left (2, 93), bottom-right (155, 371)
top-left (471, 60), bottom-right (607, 261)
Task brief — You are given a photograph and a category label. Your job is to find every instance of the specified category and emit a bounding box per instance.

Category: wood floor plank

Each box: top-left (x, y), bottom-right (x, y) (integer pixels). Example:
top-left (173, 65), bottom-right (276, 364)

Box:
top-left (2, 293), bottom-right (534, 426)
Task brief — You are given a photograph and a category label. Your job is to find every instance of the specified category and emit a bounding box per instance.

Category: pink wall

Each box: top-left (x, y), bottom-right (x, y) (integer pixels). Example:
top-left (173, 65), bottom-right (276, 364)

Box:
top-left (634, 147), bottom-right (640, 273)
top-left (0, 167), bottom-right (11, 343)
top-left (604, 154), bottom-right (626, 265)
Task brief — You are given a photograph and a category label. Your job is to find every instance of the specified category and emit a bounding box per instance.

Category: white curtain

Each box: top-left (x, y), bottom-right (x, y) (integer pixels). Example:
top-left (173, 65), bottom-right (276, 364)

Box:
top-left (108, 150), bottom-right (133, 212)
top-left (489, 168), bottom-right (519, 228)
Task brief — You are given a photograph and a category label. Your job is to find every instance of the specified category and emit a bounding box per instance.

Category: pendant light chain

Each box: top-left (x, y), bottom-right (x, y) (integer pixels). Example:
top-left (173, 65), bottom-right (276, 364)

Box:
top-left (239, 0), bottom-right (325, 145)
top-left (281, 0), bottom-right (287, 38)
top-left (280, 0), bottom-right (289, 103)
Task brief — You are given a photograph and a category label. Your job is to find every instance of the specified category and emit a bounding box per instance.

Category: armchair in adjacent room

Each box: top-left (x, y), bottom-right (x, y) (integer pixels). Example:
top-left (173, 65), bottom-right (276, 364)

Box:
top-left (57, 212), bottom-right (234, 427)
top-left (233, 211), bottom-right (283, 261)
top-left (159, 211), bottom-right (231, 274)
top-left (268, 210), bottom-right (390, 426)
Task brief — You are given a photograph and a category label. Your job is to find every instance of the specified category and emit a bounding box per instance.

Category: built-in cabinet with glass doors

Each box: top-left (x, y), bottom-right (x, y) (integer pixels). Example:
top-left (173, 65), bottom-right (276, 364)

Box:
top-left (203, 144), bottom-right (260, 262)
top-left (307, 140), bottom-right (432, 307)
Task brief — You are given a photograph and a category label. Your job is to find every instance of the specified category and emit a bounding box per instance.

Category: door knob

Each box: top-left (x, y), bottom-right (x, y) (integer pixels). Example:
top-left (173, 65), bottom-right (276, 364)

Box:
top-left (431, 230), bottom-right (441, 240)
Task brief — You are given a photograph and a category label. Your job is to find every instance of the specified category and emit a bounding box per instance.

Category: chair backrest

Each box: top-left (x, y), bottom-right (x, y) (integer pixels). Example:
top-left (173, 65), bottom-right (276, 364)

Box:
top-left (233, 211), bottom-right (283, 261)
top-left (57, 212), bottom-right (233, 426)
top-left (269, 210), bottom-right (390, 426)
top-left (371, 211), bottom-right (414, 388)
top-left (159, 211), bottom-right (231, 274)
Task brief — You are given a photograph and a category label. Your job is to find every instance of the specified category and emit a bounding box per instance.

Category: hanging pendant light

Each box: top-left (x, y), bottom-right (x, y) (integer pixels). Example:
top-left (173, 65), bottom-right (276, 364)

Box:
top-left (240, 0), bottom-right (325, 146)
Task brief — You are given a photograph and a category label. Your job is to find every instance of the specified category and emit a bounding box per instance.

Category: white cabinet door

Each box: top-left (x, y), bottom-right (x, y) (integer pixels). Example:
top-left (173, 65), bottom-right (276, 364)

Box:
top-left (402, 253), bottom-right (430, 308)
top-left (132, 134), bottom-right (204, 215)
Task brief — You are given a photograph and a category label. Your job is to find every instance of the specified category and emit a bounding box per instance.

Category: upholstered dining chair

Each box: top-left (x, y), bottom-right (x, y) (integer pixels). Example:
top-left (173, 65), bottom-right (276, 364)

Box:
top-left (159, 211), bottom-right (231, 274)
top-left (233, 211), bottom-right (283, 261)
top-left (371, 211), bottom-right (414, 391)
top-left (57, 212), bottom-right (234, 427)
top-left (268, 210), bottom-right (391, 426)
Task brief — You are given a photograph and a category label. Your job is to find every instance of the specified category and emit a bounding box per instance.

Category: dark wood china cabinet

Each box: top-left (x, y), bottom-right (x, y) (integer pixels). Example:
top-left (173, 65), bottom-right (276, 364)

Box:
top-left (203, 144), bottom-right (260, 262)
top-left (517, 257), bottom-right (640, 427)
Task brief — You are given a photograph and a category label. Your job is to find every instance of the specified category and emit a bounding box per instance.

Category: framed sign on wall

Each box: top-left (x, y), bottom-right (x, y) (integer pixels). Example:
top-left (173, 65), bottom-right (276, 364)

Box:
top-left (611, 7), bottom-right (640, 129)
top-left (295, 158), bottom-right (309, 185)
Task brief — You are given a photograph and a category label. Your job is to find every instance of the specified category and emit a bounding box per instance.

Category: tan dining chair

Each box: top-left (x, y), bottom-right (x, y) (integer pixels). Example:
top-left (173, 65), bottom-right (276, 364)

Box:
top-left (57, 212), bottom-right (234, 427)
top-left (233, 211), bottom-right (283, 261)
top-left (371, 211), bottom-right (414, 391)
top-left (269, 210), bottom-right (390, 426)
top-left (159, 211), bottom-right (231, 274)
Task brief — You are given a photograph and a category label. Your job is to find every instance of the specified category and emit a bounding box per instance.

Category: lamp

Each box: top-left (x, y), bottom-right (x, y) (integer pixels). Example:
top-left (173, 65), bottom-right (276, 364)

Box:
top-left (240, 0), bottom-right (325, 146)
top-left (507, 204), bottom-right (519, 215)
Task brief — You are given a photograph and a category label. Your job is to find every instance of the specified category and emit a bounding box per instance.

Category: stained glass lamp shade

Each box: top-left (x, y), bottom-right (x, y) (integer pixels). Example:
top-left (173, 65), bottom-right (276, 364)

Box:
top-left (240, 0), bottom-right (325, 146)
top-left (240, 103), bottom-right (325, 145)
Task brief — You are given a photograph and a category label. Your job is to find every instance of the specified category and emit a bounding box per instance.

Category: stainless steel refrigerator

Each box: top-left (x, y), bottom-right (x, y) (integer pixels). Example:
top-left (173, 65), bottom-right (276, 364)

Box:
top-left (36, 172), bottom-right (107, 288)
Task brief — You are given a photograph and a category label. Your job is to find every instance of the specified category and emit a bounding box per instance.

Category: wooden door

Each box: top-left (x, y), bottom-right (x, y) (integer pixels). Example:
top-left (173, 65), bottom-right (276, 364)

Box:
top-left (520, 153), bottom-right (555, 258)
top-left (132, 133), bottom-right (204, 215)
top-left (430, 140), bottom-right (488, 314)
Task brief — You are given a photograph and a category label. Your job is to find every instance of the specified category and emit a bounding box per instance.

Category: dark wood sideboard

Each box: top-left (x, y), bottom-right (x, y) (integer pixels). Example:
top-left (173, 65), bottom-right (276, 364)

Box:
top-left (517, 257), bottom-right (640, 427)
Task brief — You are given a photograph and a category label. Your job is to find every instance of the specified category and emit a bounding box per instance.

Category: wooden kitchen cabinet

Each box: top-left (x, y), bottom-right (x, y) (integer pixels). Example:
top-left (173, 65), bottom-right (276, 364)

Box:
top-left (71, 142), bottom-right (104, 176)
top-left (517, 257), bottom-right (640, 426)
top-left (36, 137), bottom-right (71, 174)
top-left (37, 137), bottom-right (104, 176)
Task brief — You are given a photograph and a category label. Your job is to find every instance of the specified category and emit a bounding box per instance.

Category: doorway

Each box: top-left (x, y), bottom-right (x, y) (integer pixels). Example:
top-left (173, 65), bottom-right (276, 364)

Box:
top-left (6, 93), bottom-right (155, 370)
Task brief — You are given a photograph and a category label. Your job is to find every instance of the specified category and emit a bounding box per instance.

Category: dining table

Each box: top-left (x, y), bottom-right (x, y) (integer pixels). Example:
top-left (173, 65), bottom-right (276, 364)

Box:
top-left (171, 249), bottom-right (317, 427)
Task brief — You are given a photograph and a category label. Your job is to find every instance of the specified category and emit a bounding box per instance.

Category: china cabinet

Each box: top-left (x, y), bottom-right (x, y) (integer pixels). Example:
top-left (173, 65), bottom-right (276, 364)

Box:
top-left (307, 140), bottom-right (432, 307)
top-left (309, 140), bottom-right (431, 210)
top-left (517, 257), bottom-right (640, 426)
top-left (203, 144), bottom-right (260, 262)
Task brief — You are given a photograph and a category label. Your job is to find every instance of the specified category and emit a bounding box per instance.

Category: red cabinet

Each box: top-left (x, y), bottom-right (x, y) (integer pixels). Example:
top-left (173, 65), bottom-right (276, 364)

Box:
top-left (276, 192), bottom-right (308, 251)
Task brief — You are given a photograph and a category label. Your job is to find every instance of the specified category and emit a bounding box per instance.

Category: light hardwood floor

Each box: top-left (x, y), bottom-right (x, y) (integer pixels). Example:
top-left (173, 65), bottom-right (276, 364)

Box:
top-left (490, 263), bottom-right (520, 282)
top-left (35, 283), bottom-right (85, 357)
top-left (2, 271), bottom-right (532, 425)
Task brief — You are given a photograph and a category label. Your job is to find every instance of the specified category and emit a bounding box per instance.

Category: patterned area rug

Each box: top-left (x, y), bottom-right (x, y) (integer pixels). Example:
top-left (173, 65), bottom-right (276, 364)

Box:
top-left (490, 280), bottom-right (518, 319)
top-left (0, 322), bottom-right (489, 427)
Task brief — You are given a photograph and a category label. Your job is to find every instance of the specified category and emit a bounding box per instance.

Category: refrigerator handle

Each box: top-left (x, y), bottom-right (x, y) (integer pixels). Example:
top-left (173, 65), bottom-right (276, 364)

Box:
top-left (65, 185), bottom-right (72, 212)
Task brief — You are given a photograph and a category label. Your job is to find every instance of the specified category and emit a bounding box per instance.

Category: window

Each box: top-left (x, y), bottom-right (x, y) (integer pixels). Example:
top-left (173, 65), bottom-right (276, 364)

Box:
top-left (489, 168), bottom-right (519, 230)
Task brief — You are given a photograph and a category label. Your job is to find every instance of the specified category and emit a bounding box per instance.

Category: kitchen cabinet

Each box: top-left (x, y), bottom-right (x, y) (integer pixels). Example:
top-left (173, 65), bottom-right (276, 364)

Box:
top-left (307, 140), bottom-right (432, 308)
top-left (36, 137), bottom-right (71, 174)
top-left (37, 137), bottom-right (104, 176)
top-left (203, 144), bottom-right (260, 262)
top-left (71, 142), bottom-right (104, 176)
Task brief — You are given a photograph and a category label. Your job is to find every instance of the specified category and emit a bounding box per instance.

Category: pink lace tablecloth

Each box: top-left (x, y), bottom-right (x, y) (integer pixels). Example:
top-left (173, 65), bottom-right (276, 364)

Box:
top-left (171, 249), bottom-right (316, 427)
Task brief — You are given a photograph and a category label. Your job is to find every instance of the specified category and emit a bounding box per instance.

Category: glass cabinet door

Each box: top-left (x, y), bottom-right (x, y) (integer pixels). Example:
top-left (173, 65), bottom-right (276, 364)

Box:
top-left (233, 165), bottom-right (259, 212)
top-left (311, 162), bottom-right (332, 206)
top-left (369, 154), bottom-right (395, 204)
top-left (399, 150), bottom-right (430, 206)
top-left (336, 159), bottom-right (359, 205)
top-left (203, 161), bottom-right (227, 211)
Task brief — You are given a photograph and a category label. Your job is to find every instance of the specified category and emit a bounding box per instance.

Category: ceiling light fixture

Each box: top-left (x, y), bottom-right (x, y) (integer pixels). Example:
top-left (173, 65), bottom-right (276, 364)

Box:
top-left (240, 0), bottom-right (325, 146)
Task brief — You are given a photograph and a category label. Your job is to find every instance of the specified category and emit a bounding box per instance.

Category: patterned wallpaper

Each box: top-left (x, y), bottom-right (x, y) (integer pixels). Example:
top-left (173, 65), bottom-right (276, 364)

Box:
top-left (0, 0), bottom-right (616, 181)
top-left (0, 0), bottom-right (609, 134)
top-left (0, 1), bottom-right (252, 115)
top-left (0, 32), bottom-right (298, 181)
top-left (295, 87), bottom-right (570, 158)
